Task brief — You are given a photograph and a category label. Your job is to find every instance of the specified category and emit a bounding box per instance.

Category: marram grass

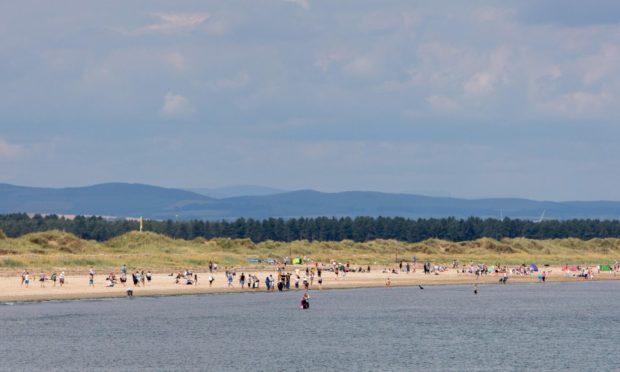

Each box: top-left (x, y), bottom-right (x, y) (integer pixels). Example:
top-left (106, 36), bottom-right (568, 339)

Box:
top-left (0, 230), bottom-right (618, 273)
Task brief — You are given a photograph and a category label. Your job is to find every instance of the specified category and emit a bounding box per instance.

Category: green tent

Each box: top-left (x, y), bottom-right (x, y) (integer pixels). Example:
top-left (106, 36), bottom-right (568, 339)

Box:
top-left (600, 264), bottom-right (612, 272)
top-left (292, 257), bottom-right (303, 264)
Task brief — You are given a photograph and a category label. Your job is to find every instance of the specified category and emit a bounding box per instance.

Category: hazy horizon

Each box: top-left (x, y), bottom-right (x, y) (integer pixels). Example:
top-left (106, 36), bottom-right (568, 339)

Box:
top-left (2, 1), bottom-right (620, 201)
top-left (3, 181), bottom-right (620, 202)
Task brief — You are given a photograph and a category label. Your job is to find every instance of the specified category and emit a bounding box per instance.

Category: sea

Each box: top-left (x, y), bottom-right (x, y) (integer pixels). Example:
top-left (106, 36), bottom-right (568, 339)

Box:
top-left (0, 281), bottom-right (618, 371)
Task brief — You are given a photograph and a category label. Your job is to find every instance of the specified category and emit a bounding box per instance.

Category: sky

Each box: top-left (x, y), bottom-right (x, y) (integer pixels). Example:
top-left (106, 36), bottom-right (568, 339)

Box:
top-left (1, 0), bottom-right (620, 201)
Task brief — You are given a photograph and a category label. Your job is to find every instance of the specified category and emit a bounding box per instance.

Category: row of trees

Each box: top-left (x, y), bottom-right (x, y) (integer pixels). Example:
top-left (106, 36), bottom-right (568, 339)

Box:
top-left (1, 213), bottom-right (620, 242)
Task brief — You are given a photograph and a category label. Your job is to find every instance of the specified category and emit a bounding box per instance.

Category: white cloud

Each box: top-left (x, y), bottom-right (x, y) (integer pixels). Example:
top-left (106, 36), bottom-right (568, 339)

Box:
top-left (284, 0), bottom-right (310, 10)
top-left (135, 13), bottom-right (210, 34)
top-left (163, 52), bottom-right (187, 72)
top-left (463, 72), bottom-right (496, 95)
top-left (161, 92), bottom-right (194, 117)
top-left (0, 138), bottom-right (24, 159)
top-left (539, 90), bottom-right (613, 116)
top-left (472, 7), bottom-right (515, 22)
top-left (426, 95), bottom-right (460, 112)
top-left (343, 56), bottom-right (377, 77)
top-left (211, 72), bottom-right (249, 90)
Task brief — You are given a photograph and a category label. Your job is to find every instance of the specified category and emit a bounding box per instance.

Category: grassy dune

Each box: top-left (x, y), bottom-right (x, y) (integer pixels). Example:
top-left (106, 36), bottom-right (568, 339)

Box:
top-left (0, 230), bottom-right (619, 273)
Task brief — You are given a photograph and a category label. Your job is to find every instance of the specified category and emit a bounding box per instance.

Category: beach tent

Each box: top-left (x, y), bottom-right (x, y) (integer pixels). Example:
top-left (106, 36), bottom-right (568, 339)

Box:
top-left (599, 264), bottom-right (612, 272)
top-left (529, 264), bottom-right (539, 272)
top-left (292, 257), bottom-right (303, 264)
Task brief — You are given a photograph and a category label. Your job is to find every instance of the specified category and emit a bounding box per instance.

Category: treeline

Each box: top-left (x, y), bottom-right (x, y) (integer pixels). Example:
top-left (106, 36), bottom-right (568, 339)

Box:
top-left (1, 213), bottom-right (620, 243)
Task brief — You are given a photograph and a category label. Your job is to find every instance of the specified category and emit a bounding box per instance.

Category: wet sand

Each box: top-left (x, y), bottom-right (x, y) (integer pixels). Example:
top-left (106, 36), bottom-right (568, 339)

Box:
top-left (1, 267), bottom-right (617, 302)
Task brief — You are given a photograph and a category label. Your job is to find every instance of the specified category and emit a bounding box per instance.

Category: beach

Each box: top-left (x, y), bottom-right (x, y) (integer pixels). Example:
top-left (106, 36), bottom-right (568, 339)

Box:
top-left (2, 266), bottom-right (618, 303)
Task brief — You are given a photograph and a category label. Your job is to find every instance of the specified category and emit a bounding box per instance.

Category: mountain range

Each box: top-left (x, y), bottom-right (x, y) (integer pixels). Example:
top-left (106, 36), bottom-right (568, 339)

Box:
top-left (1, 183), bottom-right (620, 220)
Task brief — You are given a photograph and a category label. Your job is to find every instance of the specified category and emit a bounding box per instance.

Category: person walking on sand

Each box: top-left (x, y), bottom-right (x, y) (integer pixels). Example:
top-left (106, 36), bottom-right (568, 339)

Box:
top-left (386, 277), bottom-right (391, 287)
top-left (239, 273), bottom-right (245, 288)
top-left (20, 269), bottom-right (26, 286)
top-left (24, 272), bottom-right (30, 287)
top-left (51, 272), bottom-right (57, 287)
top-left (208, 275), bottom-right (214, 287)
top-left (59, 272), bottom-right (65, 287)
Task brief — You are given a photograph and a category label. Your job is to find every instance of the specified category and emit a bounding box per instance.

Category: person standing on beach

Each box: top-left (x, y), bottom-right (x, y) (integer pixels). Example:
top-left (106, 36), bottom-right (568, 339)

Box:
top-left (59, 272), bottom-right (65, 287)
top-left (88, 267), bottom-right (95, 287)
top-left (51, 272), bottom-right (57, 287)
top-left (39, 272), bottom-right (46, 288)
top-left (239, 273), bottom-right (245, 288)
top-left (20, 270), bottom-right (26, 286)
top-left (24, 272), bottom-right (30, 287)
top-left (208, 275), bottom-right (214, 287)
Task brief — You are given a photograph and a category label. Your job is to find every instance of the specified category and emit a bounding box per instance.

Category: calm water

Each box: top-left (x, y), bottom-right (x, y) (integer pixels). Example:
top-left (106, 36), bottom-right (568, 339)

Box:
top-left (1, 282), bottom-right (619, 371)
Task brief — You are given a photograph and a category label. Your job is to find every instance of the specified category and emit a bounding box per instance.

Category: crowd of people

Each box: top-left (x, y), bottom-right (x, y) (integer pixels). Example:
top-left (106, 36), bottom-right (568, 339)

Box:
top-left (15, 258), bottom-right (620, 296)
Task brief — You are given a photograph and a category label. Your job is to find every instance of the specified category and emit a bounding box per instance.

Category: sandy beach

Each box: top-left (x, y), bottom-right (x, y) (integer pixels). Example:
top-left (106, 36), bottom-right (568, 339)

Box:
top-left (2, 266), bottom-right (618, 303)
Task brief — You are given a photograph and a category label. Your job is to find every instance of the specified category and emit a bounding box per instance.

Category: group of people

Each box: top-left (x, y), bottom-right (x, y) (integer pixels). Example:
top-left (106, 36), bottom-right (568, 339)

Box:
top-left (20, 270), bottom-right (65, 288)
top-left (19, 265), bottom-right (153, 289)
top-left (209, 266), bottom-right (324, 292)
top-left (174, 269), bottom-right (197, 285)
top-left (106, 265), bottom-right (153, 288)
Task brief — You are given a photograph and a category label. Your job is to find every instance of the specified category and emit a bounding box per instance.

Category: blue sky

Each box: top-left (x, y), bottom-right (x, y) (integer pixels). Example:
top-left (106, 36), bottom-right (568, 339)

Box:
top-left (1, 0), bottom-right (620, 200)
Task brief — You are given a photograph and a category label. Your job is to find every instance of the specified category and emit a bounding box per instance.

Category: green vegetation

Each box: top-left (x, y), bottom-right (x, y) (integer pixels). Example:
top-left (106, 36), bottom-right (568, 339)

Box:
top-left (2, 214), bottom-right (620, 243)
top-left (0, 230), bottom-right (618, 272)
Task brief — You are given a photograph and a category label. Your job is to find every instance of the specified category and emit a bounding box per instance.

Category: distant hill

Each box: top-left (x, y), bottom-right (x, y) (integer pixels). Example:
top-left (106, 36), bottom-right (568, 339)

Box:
top-left (1, 183), bottom-right (620, 220)
top-left (186, 185), bottom-right (286, 198)
top-left (0, 183), bottom-right (211, 218)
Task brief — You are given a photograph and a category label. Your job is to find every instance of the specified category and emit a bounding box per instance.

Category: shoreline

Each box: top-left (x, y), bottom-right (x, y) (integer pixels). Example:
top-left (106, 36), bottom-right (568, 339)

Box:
top-left (2, 268), bottom-right (618, 303)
